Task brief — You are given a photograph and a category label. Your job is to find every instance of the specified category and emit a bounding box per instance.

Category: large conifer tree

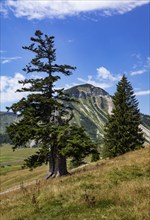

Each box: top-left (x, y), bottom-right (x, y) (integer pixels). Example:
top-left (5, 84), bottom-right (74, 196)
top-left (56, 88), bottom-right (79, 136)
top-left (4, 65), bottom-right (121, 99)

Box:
top-left (7, 30), bottom-right (96, 177)
top-left (103, 75), bottom-right (144, 158)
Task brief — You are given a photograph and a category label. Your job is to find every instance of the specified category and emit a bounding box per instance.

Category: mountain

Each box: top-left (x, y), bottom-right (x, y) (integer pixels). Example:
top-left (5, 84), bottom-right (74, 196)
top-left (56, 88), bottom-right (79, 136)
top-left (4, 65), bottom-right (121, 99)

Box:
top-left (0, 112), bottom-right (18, 144)
top-left (65, 84), bottom-right (150, 143)
top-left (0, 112), bottom-right (18, 134)
top-left (65, 84), bottom-right (113, 142)
top-left (0, 84), bottom-right (150, 144)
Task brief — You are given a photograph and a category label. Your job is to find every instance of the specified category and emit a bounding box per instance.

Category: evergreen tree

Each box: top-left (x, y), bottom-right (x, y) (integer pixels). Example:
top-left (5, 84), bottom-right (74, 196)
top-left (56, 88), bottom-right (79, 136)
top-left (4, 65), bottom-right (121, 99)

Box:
top-left (7, 30), bottom-right (96, 177)
top-left (103, 75), bottom-right (144, 158)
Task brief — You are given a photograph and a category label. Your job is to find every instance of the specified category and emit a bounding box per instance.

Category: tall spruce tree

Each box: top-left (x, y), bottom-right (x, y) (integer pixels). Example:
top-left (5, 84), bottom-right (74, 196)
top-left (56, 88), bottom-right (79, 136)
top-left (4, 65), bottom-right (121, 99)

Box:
top-left (103, 75), bottom-right (144, 158)
top-left (7, 30), bottom-right (96, 177)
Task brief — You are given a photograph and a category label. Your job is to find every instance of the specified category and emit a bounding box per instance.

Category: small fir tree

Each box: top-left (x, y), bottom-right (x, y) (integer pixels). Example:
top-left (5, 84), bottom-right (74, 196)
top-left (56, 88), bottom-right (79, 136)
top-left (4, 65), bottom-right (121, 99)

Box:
top-left (7, 30), bottom-right (96, 177)
top-left (103, 75), bottom-right (144, 158)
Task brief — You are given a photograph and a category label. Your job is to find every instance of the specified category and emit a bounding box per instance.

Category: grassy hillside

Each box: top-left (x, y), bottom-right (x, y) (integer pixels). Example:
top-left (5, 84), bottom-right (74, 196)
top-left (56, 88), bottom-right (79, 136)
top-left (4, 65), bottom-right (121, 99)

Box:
top-left (0, 146), bottom-right (149, 220)
top-left (0, 144), bottom-right (38, 175)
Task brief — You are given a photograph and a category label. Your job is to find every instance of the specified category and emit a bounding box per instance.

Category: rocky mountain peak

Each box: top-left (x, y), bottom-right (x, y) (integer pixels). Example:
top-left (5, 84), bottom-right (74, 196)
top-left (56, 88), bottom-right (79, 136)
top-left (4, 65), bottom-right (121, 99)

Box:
top-left (65, 84), bottom-right (109, 98)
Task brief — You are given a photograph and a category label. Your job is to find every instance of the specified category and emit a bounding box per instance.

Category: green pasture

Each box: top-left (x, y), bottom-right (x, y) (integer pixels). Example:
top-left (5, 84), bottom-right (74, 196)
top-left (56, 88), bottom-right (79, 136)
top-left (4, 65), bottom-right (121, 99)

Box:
top-left (0, 144), bottom-right (38, 174)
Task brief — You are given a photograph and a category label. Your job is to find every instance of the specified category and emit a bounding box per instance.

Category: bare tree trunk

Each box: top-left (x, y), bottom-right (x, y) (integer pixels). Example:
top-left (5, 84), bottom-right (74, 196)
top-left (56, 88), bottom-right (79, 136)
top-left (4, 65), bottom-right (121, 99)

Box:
top-left (55, 155), bottom-right (69, 177)
top-left (47, 153), bottom-right (55, 178)
top-left (46, 154), bottom-right (69, 179)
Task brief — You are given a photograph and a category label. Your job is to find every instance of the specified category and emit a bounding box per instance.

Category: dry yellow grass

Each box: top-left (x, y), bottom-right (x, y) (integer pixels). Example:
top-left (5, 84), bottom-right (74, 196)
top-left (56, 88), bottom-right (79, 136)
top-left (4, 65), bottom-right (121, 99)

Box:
top-left (0, 146), bottom-right (150, 220)
top-left (0, 165), bottom-right (47, 192)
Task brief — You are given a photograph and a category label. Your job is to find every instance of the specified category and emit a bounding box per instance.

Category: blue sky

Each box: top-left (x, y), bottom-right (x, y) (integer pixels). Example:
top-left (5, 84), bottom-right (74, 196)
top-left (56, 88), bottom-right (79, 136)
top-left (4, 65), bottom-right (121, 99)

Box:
top-left (0, 0), bottom-right (150, 114)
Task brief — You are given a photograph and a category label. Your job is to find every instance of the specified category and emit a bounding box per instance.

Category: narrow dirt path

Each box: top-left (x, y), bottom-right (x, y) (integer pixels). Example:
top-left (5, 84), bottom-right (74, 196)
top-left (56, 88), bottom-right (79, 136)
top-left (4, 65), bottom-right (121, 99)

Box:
top-left (0, 163), bottom-right (91, 195)
top-left (0, 180), bottom-right (37, 195)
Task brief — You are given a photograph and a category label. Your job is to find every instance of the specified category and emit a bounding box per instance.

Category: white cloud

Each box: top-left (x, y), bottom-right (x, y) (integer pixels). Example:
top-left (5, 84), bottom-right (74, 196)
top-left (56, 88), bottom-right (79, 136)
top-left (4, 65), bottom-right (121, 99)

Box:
top-left (132, 64), bottom-right (137, 69)
top-left (1, 56), bottom-right (22, 64)
top-left (76, 66), bottom-right (122, 89)
top-left (30, 74), bottom-right (44, 79)
top-left (130, 69), bottom-right (146, 76)
top-left (0, 2), bottom-right (8, 16)
top-left (1, 0), bottom-right (149, 20)
top-left (131, 53), bottom-right (143, 67)
top-left (77, 75), bottom-right (112, 89)
top-left (134, 87), bottom-right (141, 91)
top-left (68, 39), bottom-right (74, 43)
top-left (0, 50), bottom-right (6, 53)
top-left (135, 90), bottom-right (150, 96)
top-left (147, 57), bottom-right (150, 68)
top-left (81, 14), bottom-right (98, 22)
top-left (97, 66), bottom-right (121, 81)
top-left (131, 55), bottom-right (149, 76)
top-left (131, 53), bottom-right (142, 60)
top-left (0, 73), bottom-right (29, 103)
top-left (1, 60), bottom-right (10, 64)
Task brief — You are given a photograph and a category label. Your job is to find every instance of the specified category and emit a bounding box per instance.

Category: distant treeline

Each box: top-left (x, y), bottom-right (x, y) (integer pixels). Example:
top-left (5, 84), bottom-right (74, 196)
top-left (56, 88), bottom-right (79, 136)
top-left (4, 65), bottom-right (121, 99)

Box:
top-left (0, 133), bottom-right (12, 145)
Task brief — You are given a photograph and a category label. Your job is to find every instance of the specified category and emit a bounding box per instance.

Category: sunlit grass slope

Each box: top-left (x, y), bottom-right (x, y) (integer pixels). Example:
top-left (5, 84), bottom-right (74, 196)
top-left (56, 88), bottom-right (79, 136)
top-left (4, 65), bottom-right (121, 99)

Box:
top-left (0, 146), bottom-right (150, 220)
top-left (0, 144), bottom-right (47, 191)
top-left (0, 144), bottom-right (38, 175)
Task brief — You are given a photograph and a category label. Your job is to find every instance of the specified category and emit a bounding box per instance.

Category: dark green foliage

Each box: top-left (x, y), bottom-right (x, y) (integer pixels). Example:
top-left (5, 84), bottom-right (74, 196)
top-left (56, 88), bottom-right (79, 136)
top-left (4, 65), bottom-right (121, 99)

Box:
top-left (6, 30), bottom-right (75, 147)
top-left (91, 151), bottom-right (100, 162)
top-left (6, 30), bottom-right (96, 176)
top-left (103, 75), bottom-right (144, 158)
top-left (59, 126), bottom-right (97, 165)
top-left (23, 147), bottom-right (49, 170)
top-left (0, 133), bottom-right (12, 145)
top-left (24, 125), bottom-right (96, 169)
